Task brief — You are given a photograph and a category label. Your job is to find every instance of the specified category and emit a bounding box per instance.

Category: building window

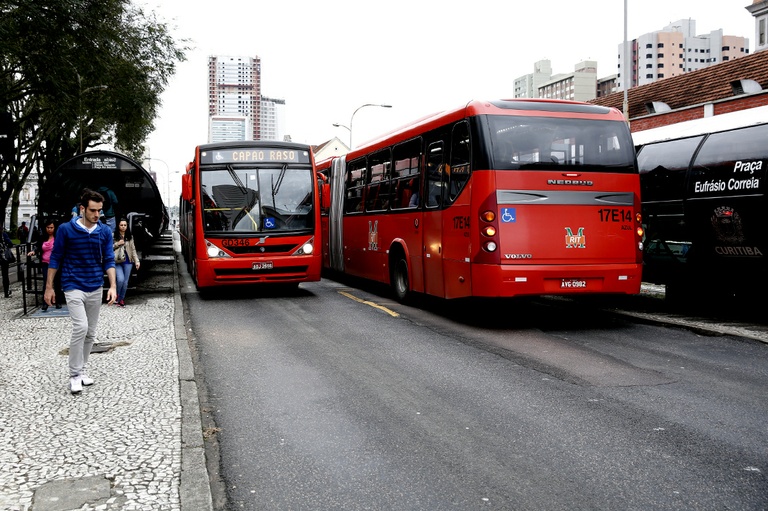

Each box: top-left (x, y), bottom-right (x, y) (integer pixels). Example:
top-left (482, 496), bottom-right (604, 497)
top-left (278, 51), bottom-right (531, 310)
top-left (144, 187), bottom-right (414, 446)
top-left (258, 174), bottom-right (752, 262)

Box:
top-left (760, 18), bottom-right (766, 46)
top-left (657, 74), bottom-right (664, 78)
top-left (657, 43), bottom-right (664, 48)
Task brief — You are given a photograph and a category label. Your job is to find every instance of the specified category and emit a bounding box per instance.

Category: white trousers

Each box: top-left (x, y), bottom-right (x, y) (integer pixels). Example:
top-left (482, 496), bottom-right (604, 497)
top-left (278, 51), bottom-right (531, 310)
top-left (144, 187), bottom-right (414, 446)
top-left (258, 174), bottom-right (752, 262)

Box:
top-left (64, 288), bottom-right (103, 377)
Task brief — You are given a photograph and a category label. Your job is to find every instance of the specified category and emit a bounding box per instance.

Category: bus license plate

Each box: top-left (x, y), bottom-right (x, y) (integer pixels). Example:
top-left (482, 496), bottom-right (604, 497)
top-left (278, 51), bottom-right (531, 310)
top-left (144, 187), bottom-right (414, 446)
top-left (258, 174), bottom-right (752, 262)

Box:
top-left (252, 261), bottom-right (273, 271)
top-left (561, 279), bottom-right (587, 289)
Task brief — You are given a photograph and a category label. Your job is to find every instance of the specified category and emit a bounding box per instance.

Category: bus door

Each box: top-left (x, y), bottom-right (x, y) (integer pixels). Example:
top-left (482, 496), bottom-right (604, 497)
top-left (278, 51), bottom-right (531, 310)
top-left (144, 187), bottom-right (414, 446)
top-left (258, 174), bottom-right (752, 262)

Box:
top-left (441, 122), bottom-right (472, 299)
top-left (422, 141), bottom-right (445, 297)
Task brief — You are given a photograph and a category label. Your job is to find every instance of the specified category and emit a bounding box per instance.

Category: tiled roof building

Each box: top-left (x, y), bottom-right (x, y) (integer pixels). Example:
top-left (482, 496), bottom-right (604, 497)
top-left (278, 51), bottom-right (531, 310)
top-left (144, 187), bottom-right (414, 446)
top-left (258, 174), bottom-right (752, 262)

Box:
top-left (590, 45), bottom-right (768, 133)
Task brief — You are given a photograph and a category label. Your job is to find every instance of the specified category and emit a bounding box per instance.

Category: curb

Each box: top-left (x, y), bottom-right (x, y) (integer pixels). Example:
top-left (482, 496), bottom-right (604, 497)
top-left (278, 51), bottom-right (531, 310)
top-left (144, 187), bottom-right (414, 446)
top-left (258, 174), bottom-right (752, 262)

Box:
top-left (173, 254), bottom-right (214, 511)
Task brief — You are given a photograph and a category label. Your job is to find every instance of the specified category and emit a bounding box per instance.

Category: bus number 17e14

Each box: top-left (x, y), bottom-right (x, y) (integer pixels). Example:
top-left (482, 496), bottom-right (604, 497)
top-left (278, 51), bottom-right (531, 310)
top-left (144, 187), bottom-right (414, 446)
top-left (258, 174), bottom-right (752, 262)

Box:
top-left (598, 208), bottom-right (632, 222)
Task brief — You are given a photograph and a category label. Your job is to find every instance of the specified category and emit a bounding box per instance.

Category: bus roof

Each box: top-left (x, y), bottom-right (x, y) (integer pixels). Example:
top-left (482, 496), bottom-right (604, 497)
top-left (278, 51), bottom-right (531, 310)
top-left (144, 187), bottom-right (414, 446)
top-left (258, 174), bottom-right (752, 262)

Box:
top-left (631, 105), bottom-right (768, 147)
top-left (354, 99), bottom-right (623, 152)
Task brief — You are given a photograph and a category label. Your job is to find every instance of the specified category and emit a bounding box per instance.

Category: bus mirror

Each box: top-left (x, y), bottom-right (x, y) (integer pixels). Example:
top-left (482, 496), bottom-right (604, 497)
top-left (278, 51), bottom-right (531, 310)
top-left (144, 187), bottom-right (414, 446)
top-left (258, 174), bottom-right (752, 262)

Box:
top-left (181, 173), bottom-right (192, 202)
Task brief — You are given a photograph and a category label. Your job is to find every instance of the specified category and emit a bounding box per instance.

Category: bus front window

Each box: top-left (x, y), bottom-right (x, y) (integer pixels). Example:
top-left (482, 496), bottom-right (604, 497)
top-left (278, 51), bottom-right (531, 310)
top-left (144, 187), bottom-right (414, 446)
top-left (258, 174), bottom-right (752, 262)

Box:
top-left (201, 166), bottom-right (314, 233)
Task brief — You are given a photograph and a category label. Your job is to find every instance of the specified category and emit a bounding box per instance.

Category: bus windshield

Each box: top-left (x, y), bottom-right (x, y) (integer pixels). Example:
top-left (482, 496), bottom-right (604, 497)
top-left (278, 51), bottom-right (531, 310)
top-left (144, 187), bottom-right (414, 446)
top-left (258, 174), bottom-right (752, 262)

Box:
top-left (488, 116), bottom-right (635, 173)
top-left (200, 165), bottom-right (314, 233)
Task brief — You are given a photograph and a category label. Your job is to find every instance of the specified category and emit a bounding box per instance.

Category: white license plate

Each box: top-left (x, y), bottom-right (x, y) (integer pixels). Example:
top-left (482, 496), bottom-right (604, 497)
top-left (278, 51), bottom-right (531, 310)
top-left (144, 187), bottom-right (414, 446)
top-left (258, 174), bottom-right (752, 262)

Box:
top-left (252, 261), bottom-right (274, 271)
top-left (561, 279), bottom-right (587, 289)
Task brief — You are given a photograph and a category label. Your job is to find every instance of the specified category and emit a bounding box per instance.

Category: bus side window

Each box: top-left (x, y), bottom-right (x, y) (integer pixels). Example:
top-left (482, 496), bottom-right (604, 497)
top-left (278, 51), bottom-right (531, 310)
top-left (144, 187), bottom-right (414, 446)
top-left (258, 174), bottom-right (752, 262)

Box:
top-left (447, 121), bottom-right (471, 204)
top-left (426, 141), bottom-right (444, 208)
top-left (392, 138), bottom-right (422, 209)
top-left (345, 158), bottom-right (367, 214)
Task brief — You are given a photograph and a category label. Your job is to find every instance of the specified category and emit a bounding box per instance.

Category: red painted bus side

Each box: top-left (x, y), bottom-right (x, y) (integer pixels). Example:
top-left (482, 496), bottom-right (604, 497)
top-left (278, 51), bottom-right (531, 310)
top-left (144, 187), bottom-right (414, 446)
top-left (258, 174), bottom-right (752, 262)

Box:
top-left (320, 99), bottom-right (644, 300)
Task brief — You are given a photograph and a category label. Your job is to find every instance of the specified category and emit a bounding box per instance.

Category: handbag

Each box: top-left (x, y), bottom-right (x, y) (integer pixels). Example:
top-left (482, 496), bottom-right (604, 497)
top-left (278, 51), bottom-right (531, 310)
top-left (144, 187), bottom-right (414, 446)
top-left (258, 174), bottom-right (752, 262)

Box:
top-left (1, 245), bottom-right (14, 263)
top-left (115, 245), bottom-right (126, 263)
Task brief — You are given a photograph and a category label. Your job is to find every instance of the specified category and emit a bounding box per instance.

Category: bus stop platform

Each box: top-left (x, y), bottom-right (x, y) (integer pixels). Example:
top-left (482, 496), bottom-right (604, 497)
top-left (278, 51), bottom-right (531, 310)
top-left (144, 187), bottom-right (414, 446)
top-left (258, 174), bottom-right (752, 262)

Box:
top-left (0, 239), bottom-right (212, 511)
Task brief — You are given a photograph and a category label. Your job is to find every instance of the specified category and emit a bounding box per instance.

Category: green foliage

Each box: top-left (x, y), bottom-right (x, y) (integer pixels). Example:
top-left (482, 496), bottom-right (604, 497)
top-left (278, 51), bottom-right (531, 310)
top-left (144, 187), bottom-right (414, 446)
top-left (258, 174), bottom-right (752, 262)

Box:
top-left (0, 0), bottom-right (188, 225)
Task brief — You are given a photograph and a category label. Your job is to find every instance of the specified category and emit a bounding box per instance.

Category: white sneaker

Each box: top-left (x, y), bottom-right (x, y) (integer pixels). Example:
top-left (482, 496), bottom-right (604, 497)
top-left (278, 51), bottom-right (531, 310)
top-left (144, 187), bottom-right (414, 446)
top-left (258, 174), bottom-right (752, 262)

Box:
top-left (80, 373), bottom-right (94, 386)
top-left (70, 376), bottom-right (82, 394)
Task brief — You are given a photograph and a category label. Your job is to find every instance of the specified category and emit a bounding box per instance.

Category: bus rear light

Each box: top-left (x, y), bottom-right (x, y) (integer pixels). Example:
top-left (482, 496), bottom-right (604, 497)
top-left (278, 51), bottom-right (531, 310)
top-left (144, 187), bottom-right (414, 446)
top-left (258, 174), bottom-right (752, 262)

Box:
top-left (638, 241), bottom-right (644, 251)
top-left (482, 226), bottom-right (496, 237)
top-left (481, 210), bottom-right (495, 222)
top-left (483, 241), bottom-right (497, 252)
top-left (635, 212), bottom-right (642, 223)
top-left (636, 226), bottom-right (644, 237)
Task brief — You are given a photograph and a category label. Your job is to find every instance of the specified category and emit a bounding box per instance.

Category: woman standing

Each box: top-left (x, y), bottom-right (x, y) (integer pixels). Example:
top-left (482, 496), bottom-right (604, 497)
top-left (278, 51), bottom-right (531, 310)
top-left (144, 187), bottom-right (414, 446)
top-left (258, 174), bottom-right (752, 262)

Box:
top-left (27, 219), bottom-right (63, 310)
top-left (113, 218), bottom-right (140, 307)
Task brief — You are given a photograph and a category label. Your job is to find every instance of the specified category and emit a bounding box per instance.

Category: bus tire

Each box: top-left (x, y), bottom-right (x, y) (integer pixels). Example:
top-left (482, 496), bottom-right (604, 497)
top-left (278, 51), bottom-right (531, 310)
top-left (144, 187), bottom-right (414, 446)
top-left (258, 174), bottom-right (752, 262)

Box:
top-left (391, 255), bottom-right (410, 303)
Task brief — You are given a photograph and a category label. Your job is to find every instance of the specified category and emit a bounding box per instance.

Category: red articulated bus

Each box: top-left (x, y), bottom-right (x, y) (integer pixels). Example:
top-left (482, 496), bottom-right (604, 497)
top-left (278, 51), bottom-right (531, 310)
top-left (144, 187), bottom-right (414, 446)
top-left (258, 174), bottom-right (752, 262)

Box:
top-left (179, 141), bottom-right (322, 290)
top-left (318, 99), bottom-right (644, 302)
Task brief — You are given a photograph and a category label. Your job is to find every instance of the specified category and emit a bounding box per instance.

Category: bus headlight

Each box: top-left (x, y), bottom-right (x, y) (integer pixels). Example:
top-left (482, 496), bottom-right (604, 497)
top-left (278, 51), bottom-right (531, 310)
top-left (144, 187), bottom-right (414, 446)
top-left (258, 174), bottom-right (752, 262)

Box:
top-left (205, 240), bottom-right (229, 258)
top-left (292, 238), bottom-right (315, 255)
top-left (207, 245), bottom-right (224, 258)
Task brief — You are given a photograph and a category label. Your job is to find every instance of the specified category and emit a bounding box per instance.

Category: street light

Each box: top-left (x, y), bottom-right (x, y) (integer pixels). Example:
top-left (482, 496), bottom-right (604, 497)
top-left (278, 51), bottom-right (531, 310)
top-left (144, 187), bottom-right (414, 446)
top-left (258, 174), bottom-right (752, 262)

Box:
top-left (348, 103), bottom-right (392, 148)
top-left (77, 73), bottom-right (108, 153)
top-left (332, 123), bottom-right (351, 148)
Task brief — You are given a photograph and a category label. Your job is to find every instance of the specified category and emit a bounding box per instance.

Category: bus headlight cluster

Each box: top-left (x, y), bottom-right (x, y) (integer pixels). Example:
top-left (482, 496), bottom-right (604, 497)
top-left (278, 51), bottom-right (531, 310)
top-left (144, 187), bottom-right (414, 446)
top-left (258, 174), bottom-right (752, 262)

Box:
top-left (292, 238), bottom-right (314, 255)
top-left (205, 240), bottom-right (230, 258)
top-left (481, 210), bottom-right (498, 253)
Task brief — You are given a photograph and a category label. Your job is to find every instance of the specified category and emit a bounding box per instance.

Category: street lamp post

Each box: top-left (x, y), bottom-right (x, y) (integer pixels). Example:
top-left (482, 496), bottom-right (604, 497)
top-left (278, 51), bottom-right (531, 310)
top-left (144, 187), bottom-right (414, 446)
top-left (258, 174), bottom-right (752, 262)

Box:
top-left (348, 103), bottom-right (392, 148)
top-left (332, 123), bottom-right (351, 148)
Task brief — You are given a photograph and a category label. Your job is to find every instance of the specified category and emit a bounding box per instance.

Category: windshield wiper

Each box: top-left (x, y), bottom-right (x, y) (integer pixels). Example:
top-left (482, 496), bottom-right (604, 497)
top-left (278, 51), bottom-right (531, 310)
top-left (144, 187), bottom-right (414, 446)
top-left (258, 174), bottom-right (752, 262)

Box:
top-left (226, 164), bottom-right (248, 194)
top-left (271, 163), bottom-right (288, 197)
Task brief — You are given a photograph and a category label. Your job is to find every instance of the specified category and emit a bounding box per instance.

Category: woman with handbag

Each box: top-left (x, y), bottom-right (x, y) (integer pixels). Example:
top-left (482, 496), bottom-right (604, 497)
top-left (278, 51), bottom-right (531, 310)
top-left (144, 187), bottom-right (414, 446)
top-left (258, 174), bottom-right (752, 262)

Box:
top-left (113, 218), bottom-right (140, 307)
top-left (1, 225), bottom-right (15, 298)
top-left (27, 219), bottom-right (64, 310)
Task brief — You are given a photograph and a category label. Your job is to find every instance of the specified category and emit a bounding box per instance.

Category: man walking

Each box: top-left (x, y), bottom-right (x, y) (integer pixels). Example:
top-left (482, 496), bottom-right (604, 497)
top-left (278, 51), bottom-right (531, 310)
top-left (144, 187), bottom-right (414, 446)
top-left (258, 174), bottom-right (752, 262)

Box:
top-left (46, 188), bottom-right (117, 394)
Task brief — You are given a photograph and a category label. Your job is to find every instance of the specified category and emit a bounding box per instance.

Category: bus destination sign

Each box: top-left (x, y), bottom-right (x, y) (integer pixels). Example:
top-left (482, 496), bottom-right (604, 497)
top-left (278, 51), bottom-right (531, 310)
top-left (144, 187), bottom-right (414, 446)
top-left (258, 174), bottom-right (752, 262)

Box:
top-left (201, 148), bottom-right (309, 165)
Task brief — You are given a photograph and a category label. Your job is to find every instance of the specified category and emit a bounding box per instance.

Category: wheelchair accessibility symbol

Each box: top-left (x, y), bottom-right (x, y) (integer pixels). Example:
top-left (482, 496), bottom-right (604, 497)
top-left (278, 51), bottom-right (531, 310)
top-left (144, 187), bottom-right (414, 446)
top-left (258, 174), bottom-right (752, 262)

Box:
top-left (500, 208), bottom-right (516, 223)
top-left (264, 217), bottom-right (276, 229)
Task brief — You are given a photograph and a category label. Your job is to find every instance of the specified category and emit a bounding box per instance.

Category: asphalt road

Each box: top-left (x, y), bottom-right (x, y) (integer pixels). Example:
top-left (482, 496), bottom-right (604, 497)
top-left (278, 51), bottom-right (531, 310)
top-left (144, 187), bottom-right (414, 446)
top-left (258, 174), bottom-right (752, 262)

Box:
top-left (181, 276), bottom-right (768, 511)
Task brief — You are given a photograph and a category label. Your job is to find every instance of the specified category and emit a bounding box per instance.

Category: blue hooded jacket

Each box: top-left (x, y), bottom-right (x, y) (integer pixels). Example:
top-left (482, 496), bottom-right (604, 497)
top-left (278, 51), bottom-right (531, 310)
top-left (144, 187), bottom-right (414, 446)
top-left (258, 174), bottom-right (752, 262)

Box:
top-left (49, 216), bottom-right (115, 292)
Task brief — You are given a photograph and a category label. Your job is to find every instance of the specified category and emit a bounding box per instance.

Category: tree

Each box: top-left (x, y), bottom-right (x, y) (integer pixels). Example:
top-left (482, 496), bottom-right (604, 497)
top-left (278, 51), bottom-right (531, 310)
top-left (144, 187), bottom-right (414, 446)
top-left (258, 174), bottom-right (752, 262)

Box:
top-left (0, 0), bottom-right (187, 231)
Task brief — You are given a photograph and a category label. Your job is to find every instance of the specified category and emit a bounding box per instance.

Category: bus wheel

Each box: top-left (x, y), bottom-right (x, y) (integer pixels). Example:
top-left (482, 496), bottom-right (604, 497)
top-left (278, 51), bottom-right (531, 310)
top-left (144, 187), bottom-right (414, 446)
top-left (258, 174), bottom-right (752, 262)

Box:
top-left (392, 256), bottom-right (410, 303)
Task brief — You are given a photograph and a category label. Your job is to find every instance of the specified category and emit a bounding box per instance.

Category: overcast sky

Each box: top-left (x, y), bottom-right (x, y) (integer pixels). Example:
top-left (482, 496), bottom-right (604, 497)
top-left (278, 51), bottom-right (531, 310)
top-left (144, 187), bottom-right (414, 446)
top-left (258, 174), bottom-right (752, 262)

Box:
top-left (136, 0), bottom-right (756, 202)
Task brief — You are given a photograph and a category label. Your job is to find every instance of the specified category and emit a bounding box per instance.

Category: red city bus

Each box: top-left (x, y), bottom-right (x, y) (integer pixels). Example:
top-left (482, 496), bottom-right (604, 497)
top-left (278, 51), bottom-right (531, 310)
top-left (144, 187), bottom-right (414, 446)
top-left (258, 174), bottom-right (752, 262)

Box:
top-left (179, 141), bottom-right (322, 289)
top-left (319, 99), bottom-right (644, 302)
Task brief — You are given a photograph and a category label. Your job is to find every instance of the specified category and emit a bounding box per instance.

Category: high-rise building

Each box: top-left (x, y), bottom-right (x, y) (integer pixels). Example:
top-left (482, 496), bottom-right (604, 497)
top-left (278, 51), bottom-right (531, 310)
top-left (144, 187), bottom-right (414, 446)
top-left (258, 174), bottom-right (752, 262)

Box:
top-left (513, 59), bottom-right (553, 98)
top-left (618, 19), bottom-right (749, 91)
top-left (208, 55), bottom-right (261, 143)
top-left (513, 60), bottom-right (601, 102)
top-left (260, 96), bottom-right (287, 141)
